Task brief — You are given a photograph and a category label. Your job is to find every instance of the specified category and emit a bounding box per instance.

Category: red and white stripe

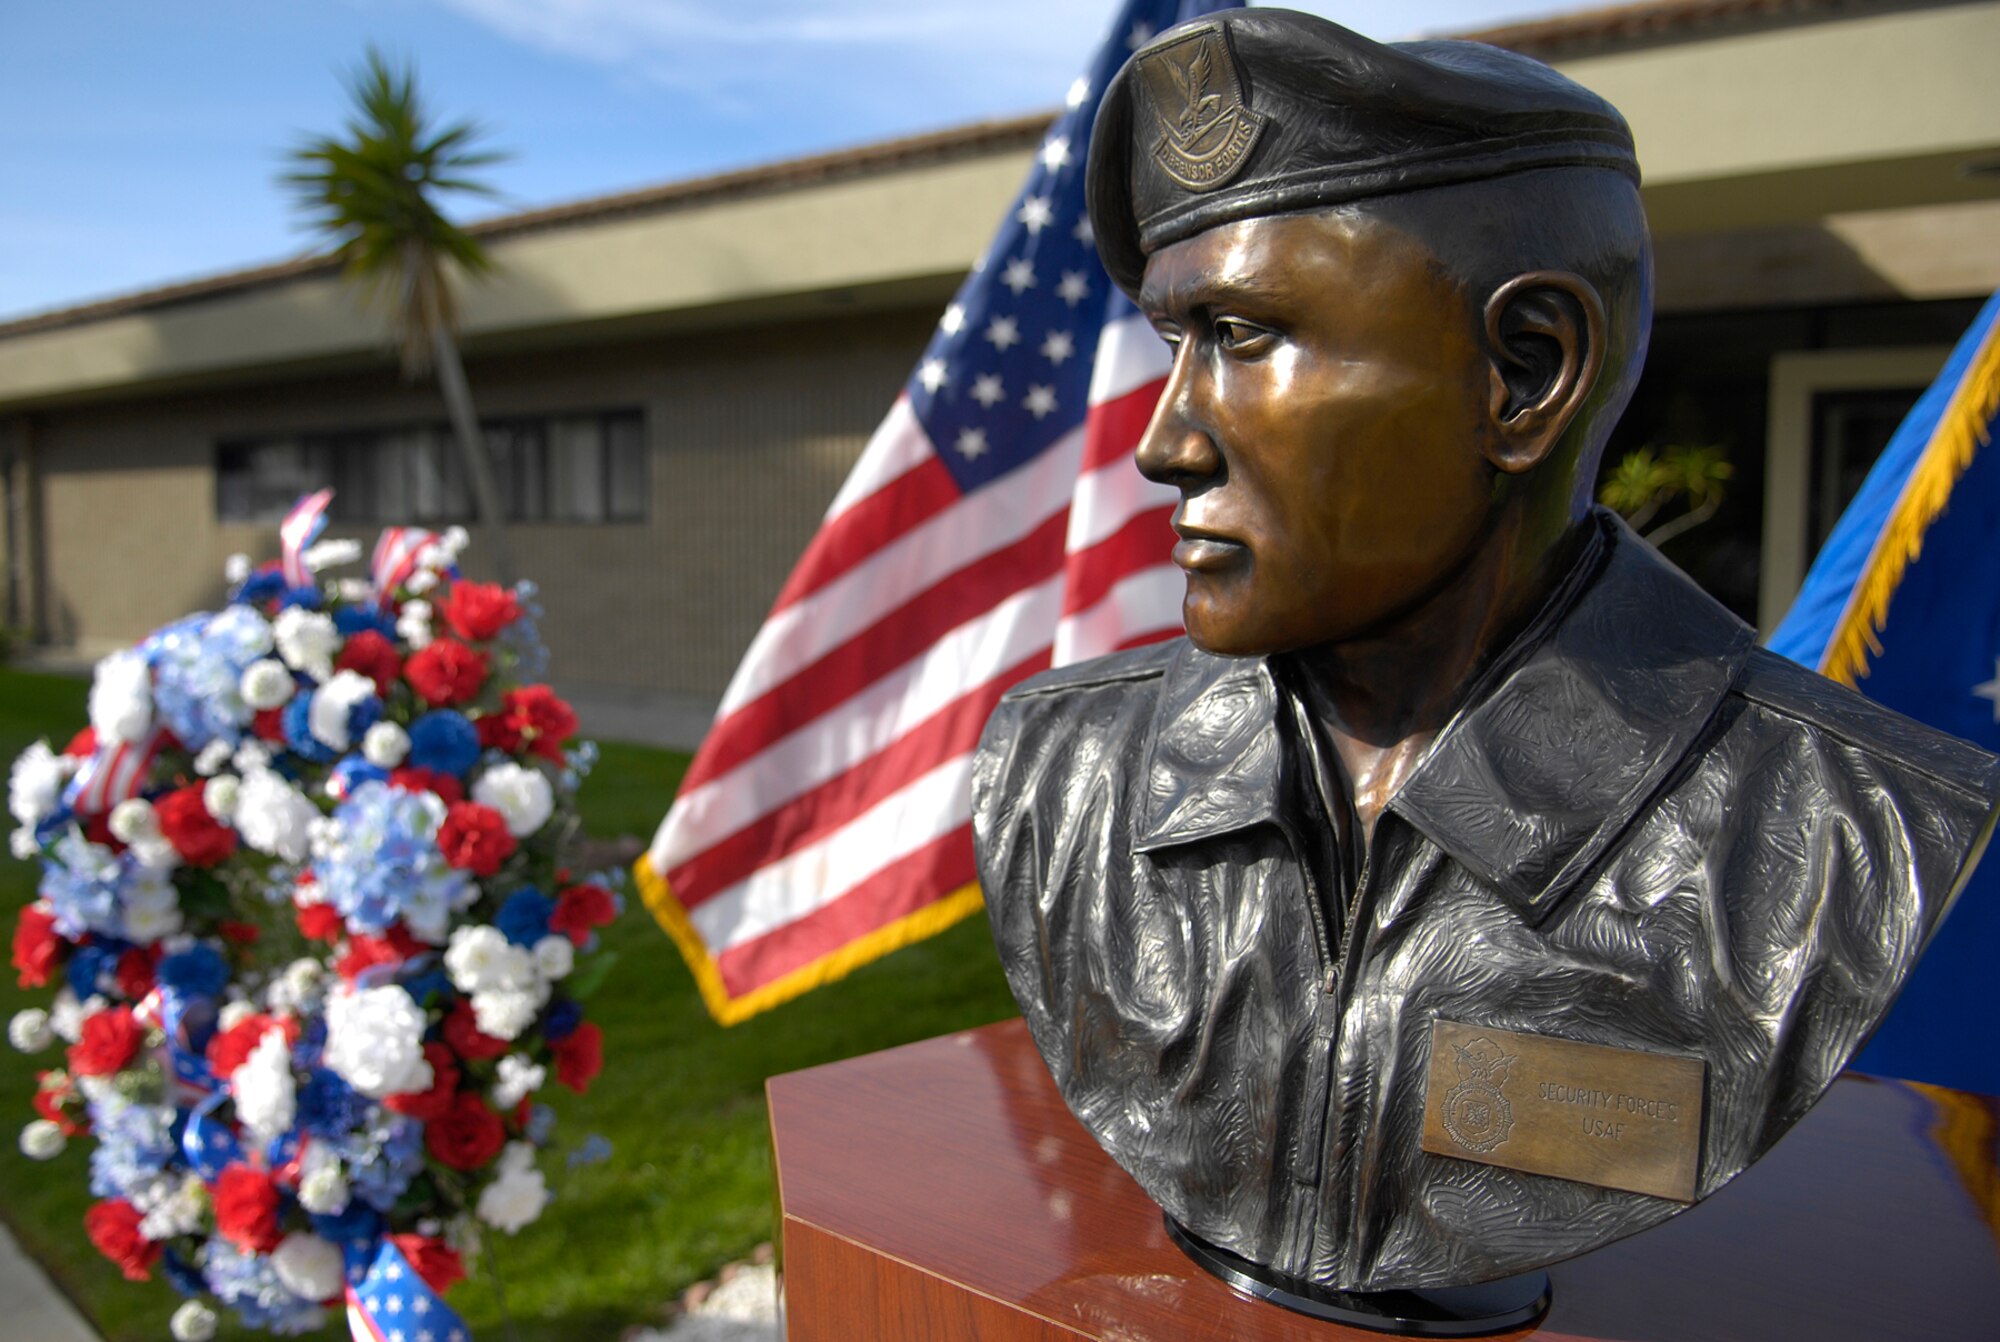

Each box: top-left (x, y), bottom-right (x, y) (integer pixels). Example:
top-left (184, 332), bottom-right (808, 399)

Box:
top-left (646, 312), bottom-right (1180, 1012)
top-left (279, 488), bottom-right (336, 589)
top-left (370, 525), bottom-right (437, 606)
top-left (69, 727), bottom-right (168, 817)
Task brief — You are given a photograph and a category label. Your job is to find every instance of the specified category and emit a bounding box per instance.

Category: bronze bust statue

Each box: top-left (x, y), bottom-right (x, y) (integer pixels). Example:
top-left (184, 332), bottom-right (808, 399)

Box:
top-left (970, 8), bottom-right (2000, 1308)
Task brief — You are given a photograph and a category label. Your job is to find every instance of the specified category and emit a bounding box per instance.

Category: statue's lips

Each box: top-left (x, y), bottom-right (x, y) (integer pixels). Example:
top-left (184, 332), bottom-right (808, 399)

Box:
top-left (1171, 527), bottom-right (1245, 572)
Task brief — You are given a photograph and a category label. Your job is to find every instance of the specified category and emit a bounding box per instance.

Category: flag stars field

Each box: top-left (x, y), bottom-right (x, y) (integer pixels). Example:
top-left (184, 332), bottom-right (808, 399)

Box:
top-left (1042, 330), bottom-right (1076, 364)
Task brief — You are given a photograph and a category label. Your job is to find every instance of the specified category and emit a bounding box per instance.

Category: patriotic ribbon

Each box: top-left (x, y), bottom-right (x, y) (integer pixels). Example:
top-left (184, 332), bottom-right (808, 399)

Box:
top-left (65, 725), bottom-right (168, 817)
top-left (371, 526), bottom-right (438, 608)
top-left (345, 1235), bottom-right (469, 1342)
top-left (280, 489), bottom-right (337, 589)
top-left (181, 1089), bottom-right (244, 1181)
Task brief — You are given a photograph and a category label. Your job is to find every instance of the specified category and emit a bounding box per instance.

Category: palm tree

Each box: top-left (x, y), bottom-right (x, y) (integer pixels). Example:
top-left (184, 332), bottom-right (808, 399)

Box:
top-left (1600, 442), bottom-right (1735, 547)
top-left (284, 47), bottom-right (514, 580)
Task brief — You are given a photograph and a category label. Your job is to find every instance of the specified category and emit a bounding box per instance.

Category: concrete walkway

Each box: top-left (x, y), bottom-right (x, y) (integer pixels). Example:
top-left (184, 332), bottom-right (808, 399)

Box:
top-left (0, 1222), bottom-right (102, 1342)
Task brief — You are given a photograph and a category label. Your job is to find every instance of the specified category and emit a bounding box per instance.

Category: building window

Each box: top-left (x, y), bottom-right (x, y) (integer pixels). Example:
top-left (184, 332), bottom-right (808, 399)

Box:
top-left (217, 410), bottom-right (647, 524)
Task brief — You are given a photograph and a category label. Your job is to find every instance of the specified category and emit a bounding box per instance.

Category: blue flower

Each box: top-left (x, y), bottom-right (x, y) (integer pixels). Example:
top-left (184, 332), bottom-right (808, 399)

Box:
top-left (406, 710), bottom-right (480, 777)
top-left (283, 694), bottom-right (336, 763)
top-left (344, 693), bottom-right (383, 744)
top-left (205, 1240), bottom-right (328, 1333)
top-left (66, 942), bottom-right (117, 999)
top-left (40, 830), bottom-right (126, 938)
top-left (233, 569), bottom-right (285, 605)
top-left (343, 1111), bottom-right (424, 1211)
top-left (86, 1098), bottom-right (177, 1200)
top-left (157, 944), bottom-right (229, 1001)
top-left (311, 1200), bottom-right (382, 1246)
top-left (334, 606), bottom-right (396, 639)
top-left (568, 1133), bottom-right (614, 1168)
top-left (527, 1103), bottom-right (557, 1144)
top-left (297, 1067), bottom-right (364, 1140)
top-left (144, 606), bottom-right (271, 750)
top-left (542, 997), bottom-right (583, 1042)
top-left (161, 1248), bottom-right (206, 1298)
top-left (313, 782), bottom-right (470, 940)
top-left (276, 584), bottom-right (323, 612)
top-left (497, 888), bottom-right (555, 947)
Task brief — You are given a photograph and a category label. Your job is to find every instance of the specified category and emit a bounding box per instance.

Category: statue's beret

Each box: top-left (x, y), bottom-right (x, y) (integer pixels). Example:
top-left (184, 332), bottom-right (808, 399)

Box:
top-left (1085, 8), bottom-right (1639, 298)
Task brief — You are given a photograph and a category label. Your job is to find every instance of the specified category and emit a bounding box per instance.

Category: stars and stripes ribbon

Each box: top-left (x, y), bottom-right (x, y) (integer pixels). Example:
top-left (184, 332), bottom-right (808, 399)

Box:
top-left (371, 526), bottom-right (438, 607)
top-left (344, 1235), bottom-right (468, 1342)
top-left (639, 0), bottom-right (1233, 1024)
top-left (66, 725), bottom-right (169, 817)
top-left (280, 488), bottom-right (337, 589)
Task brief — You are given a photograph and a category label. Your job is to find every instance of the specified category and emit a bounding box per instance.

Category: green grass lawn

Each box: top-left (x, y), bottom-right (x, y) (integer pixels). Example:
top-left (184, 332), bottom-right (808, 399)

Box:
top-left (0, 667), bottom-right (1021, 1340)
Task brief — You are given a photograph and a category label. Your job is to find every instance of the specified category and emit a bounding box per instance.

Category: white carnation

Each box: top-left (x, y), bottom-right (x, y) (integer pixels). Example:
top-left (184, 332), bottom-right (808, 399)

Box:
top-left (9, 1009), bottom-right (53, 1053)
top-left (471, 984), bottom-right (548, 1042)
top-left (9, 828), bottom-right (36, 860)
top-left (217, 999), bottom-right (258, 1032)
top-left (442, 525), bottom-right (471, 556)
top-left (361, 721), bottom-right (410, 769)
top-left (308, 670), bottom-right (377, 751)
top-left (224, 553), bottom-right (252, 584)
top-left (8, 741), bottom-right (71, 829)
top-left (171, 1300), bottom-right (218, 1342)
top-left (108, 797), bottom-right (158, 843)
top-left (126, 831), bottom-right (182, 874)
top-left (415, 542), bottom-right (450, 572)
top-left (472, 762), bottom-right (554, 838)
top-left (396, 599), bottom-right (434, 648)
top-left (203, 774), bottom-right (240, 821)
top-left (273, 607), bottom-right (339, 682)
top-left (445, 925), bottom-right (535, 995)
top-left (266, 957), bottom-right (325, 1014)
top-left (233, 738), bottom-right (273, 773)
top-left (271, 1232), bottom-right (346, 1301)
top-left (89, 650), bottom-right (154, 745)
top-left (301, 538), bottom-right (362, 573)
top-left (193, 738), bottom-right (235, 777)
top-left (296, 1141), bottom-right (350, 1215)
top-left (323, 985), bottom-right (432, 1098)
top-left (406, 569), bottom-right (439, 596)
top-left (49, 988), bottom-right (90, 1042)
top-left (235, 768), bottom-right (319, 864)
top-left (239, 658), bottom-right (294, 711)
top-left (532, 934), bottom-right (574, 981)
top-left (475, 1143), bottom-right (550, 1233)
top-left (230, 1027), bottom-right (296, 1147)
top-left (19, 1119), bottom-right (65, 1160)
top-left (492, 1054), bottom-right (546, 1108)
top-left (120, 867), bottom-right (183, 940)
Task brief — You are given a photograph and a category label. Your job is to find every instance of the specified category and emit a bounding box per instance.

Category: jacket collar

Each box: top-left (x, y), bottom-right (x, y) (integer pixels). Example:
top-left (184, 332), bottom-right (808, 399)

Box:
top-left (1132, 512), bottom-right (1756, 922)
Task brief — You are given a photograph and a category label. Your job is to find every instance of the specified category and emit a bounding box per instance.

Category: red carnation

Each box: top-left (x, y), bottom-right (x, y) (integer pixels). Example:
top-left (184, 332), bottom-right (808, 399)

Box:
top-left (405, 638), bottom-right (488, 707)
top-left (551, 883), bottom-right (618, 946)
top-left (442, 998), bottom-right (509, 1061)
top-left (115, 948), bottom-right (158, 1000)
top-left (154, 783), bottom-right (239, 867)
top-left (85, 1199), bottom-right (159, 1281)
top-left (63, 726), bottom-right (98, 758)
top-left (390, 766), bottom-right (464, 805)
top-left (252, 706), bottom-right (288, 742)
top-left (296, 903), bottom-right (344, 942)
top-left (214, 1164), bottom-right (283, 1253)
top-left (552, 1021), bottom-right (604, 1095)
top-left (475, 712), bottom-right (523, 754)
top-left (502, 686), bottom-right (578, 763)
top-left (13, 902), bottom-right (61, 989)
top-left (425, 1092), bottom-right (507, 1172)
top-left (68, 1005), bottom-right (145, 1077)
top-left (437, 802), bottom-right (515, 877)
top-left (389, 1234), bottom-right (467, 1295)
top-left (335, 924), bottom-right (426, 981)
top-left (441, 580), bottom-right (522, 643)
top-left (205, 1013), bottom-right (282, 1078)
top-left (336, 628), bottom-right (403, 695)
top-left (385, 1042), bottom-right (460, 1122)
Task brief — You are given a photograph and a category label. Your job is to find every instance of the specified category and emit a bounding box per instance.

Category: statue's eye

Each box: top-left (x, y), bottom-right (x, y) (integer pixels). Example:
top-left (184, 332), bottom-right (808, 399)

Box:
top-left (1214, 318), bottom-right (1275, 356)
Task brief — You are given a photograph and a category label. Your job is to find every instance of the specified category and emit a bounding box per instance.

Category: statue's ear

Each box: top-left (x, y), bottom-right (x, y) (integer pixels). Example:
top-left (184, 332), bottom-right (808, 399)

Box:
top-left (1481, 271), bottom-right (1605, 475)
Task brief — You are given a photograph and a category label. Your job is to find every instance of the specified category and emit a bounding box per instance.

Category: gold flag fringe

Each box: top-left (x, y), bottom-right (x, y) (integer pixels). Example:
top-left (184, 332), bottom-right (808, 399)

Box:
top-left (633, 851), bottom-right (985, 1026)
top-left (1822, 319), bottom-right (2000, 687)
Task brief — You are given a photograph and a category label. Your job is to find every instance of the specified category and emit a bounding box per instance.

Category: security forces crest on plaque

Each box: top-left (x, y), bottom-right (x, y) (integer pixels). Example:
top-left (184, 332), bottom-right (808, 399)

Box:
top-left (1441, 1036), bottom-right (1516, 1154)
top-left (1135, 24), bottom-right (1265, 192)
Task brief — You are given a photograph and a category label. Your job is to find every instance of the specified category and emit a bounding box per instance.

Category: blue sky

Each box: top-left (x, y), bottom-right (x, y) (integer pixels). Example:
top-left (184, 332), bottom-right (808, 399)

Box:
top-left (0, 0), bottom-right (1562, 321)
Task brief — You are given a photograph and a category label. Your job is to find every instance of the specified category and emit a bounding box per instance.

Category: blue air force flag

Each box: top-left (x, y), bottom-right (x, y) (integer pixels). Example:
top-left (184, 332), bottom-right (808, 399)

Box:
top-left (1769, 288), bottom-right (2000, 1095)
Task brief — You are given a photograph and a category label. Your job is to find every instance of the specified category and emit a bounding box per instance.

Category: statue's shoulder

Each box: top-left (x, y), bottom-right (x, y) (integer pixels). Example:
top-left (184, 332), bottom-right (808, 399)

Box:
top-left (999, 639), bottom-right (1181, 703)
top-left (1730, 646), bottom-right (2000, 806)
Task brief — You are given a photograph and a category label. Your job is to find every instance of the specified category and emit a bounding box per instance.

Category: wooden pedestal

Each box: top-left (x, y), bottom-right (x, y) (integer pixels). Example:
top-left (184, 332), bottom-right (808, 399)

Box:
top-left (768, 1017), bottom-right (2000, 1341)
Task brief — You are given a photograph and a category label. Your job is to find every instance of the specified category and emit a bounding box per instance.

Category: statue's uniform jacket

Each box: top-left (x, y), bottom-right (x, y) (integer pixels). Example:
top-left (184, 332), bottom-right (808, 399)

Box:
top-left (970, 513), bottom-right (2000, 1292)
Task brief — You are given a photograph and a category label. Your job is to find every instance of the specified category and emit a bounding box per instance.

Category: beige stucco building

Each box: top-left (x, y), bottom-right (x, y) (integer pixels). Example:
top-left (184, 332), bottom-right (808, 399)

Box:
top-left (3, 0), bottom-right (1997, 745)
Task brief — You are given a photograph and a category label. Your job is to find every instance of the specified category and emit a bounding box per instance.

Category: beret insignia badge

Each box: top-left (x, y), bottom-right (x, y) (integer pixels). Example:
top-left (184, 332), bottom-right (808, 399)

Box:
top-left (1136, 25), bottom-right (1265, 193)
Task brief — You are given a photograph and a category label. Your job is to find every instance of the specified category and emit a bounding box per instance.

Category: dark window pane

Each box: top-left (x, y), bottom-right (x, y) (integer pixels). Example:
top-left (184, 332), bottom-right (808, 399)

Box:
top-left (552, 417), bottom-right (606, 522)
top-left (606, 413), bottom-right (647, 521)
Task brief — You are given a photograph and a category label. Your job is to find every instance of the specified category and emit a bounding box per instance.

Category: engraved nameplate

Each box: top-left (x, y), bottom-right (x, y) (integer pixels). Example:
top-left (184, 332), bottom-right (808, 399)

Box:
top-left (1420, 1019), bottom-right (1705, 1203)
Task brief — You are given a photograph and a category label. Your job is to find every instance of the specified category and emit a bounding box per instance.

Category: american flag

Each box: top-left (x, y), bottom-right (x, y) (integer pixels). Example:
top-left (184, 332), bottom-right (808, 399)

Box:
top-left (640, 0), bottom-right (1233, 1024)
top-left (344, 1235), bottom-right (467, 1342)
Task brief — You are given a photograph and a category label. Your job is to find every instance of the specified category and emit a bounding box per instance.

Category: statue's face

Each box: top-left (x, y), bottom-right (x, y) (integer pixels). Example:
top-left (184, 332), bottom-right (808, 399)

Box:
top-left (1135, 209), bottom-right (1498, 657)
